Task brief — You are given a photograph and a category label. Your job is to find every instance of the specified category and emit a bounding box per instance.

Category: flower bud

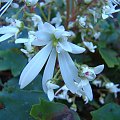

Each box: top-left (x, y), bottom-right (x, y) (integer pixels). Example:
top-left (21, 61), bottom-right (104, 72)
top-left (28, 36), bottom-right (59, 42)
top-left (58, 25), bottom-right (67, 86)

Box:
top-left (25, 0), bottom-right (39, 6)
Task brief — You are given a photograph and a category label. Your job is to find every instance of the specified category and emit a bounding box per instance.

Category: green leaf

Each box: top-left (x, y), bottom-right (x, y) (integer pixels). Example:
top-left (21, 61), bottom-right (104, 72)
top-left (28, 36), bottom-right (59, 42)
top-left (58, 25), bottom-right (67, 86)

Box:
top-left (99, 48), bottom-right (119, 68)
top-left (30, 100), bottom-right (80, 120)
top-left (0, 49), bottom-right (27, 76)
top-left (0, 89), bottom-right (47, 120)
top-left (91, 103), bottom-right (120, 120)
top-left (4, 75), bottom-right (43, 91)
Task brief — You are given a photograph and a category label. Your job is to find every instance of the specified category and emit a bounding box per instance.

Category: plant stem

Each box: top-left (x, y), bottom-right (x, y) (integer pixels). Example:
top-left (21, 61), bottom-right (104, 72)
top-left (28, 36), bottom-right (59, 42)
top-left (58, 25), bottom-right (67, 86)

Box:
top-left (47, 5), bottom-right (51, 22)
top-left (54, 69), bottom-right (60, 79)
top-left (65, 0), bottom-right (70, 30)
top-left (37, 4), bottom-right (47, 21)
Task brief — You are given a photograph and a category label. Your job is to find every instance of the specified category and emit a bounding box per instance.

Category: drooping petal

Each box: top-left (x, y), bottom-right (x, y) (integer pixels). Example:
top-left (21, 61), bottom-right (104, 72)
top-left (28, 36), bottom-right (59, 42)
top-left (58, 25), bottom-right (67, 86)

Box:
top-left (15, 38), bottom-right (29, 44)
top-left (0, 33), bottom-right (13, 42)
top-left (94, 64), bottom-right (104, 74)
top-left (42, 48), bottom-right (56, 92)
top-left (47, 89), bottom-right (54, 101)
top-left (69, 42), bottom-right (86, 54)
top-left (58, 51), bottom-right (77, 93)
top-left (19, 43), bottom-right (52, 88)
top-left (62, 51), bottom-right (78, 79)
top-left (82, 82), bottom-right (93, 101)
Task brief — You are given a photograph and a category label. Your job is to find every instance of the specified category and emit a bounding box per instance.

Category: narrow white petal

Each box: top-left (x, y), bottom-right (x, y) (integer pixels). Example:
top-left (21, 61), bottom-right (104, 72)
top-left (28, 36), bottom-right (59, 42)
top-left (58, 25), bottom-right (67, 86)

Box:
top-left (0, 33), bottom-right (13, 42)
top-left (35, 31), bottom-right (51, 42)
top-left (32, 39), bottom-right (50, 46)
top-left (62, 52), bottom-right (78, 79)
top-left (42, 48), bottom-right (56, 92)
top-left (44, 22), bottom-right (55, 33)
top-left (38, 20), bottom-right (44, 30)
top-left (82, 82), bottom-right (93, 101)
top-left (62, 31), bottom-right (72, 36)
top-left (59, 38), bottom-right (72, 52)
top-left (69, 42), bottom-right (86, 54)
top-left (19, 43), bottom-right (52, 88)
top-left (47, 89), bottom-right (54, 101)
top-left (54, 30), bottom-right (64, 39)
top-left (0, 26), bottom-right (18, 34)
top-left (33, 31), bottom-right (51, 46)
top-left (0, 1), bottom-right (10, 12)
top-left (94, 64), bottom-right (104, 74)
top-left (58, 51), bottom-right (77, 93)
top-left (56, 26), bottom-right (65, 31)
top-left (15, 38), bottom-right (29, 44)
top-left (102, 13), bottom-right (109, 19)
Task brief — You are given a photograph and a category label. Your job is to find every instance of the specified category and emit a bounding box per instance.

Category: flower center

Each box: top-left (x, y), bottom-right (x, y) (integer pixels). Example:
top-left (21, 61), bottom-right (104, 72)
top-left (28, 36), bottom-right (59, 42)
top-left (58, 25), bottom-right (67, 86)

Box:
top-left (51, 34), bottom-right (60, 47)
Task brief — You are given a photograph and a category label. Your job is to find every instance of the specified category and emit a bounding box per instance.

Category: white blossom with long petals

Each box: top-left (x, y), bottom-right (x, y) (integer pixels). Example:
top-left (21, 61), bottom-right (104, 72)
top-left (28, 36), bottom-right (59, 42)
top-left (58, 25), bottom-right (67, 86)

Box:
top-left (19, 21), bottom-right (86, 96)
top-left (102, 4), bottom-right (120, 19)
top-left (15, 31), bottom-right (36, 61)
top-left (105, 82), bottom-right (120, 97)
top-left (75, 65), bottom-right (104, 101)
top-left (0, 19), bottom-right (22, 42)
top-left (83, 41), bottom-right (97, 53)
top-left (46, 80), bottom-right (59, 101)
top-left (51, 12), bottom-right (62, 27)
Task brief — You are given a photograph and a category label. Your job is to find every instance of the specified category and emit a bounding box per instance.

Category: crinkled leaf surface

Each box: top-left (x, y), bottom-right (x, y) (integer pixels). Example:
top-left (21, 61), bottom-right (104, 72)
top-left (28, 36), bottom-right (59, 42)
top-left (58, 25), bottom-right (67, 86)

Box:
top-left (0, 49), bottom-right (27, 76)
top-left (98, 41), bottom-right (119, 68)
top-left (91, 103), bottom-right (120, 120)
top-left (0, 76), bottom-right (48, 120)
top-left (30, 100), bottom-right (80, 120)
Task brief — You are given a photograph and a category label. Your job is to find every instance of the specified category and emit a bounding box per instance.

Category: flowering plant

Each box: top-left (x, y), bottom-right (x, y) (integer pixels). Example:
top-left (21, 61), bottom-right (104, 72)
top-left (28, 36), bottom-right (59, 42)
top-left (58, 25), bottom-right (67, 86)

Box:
top-left (0, 0), bottom-right (120, 119)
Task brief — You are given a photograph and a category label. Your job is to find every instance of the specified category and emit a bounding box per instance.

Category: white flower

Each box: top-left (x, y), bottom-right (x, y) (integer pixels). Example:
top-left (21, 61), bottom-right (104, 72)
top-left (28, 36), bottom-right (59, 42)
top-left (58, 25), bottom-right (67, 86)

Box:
top-left (102, 4), bottom-right (120, 19)
top-left (51, 12), bottom-right (62, 27)
top-left (31, 14), bottom-right (42, 27)
top-left (83, 41), bottom-right (97, 53)
top-left (108, 0), bottom-right (120, 5)
top-left (0, 19), bottom-right (22, 42)
top-left (68, 21), bottom-right (74, 29)
top-left (25, 0), bottom-right (39, 6)
top-left (76, 64), bottom-right (104, 101)
top-left (0, 0), bottom-right (13, 17)
top-left (19, 21), bottom-right (86, 95)
top-left (99, 94), bottom-right (105, 104)
top-left (94, 32), bottom-right (101, 40)
top-left (15, 31), bottom-right (36, 61)
top-left (46, 80), bottom-right (59, 101)
top-left (77, 16), bottom-right (86, 27)
top-left (39, 2), bottom-right (45, 7)
top-left (55, 85), bottom-right (73, 103)
top-left (89, 8), bottom-right (100, 23)
top-left (92, 79), bottom-right (102, 87)
top-left (105, 82), bottom-right (120, 97)
top-left (6, 18), bottom-right (22, 28)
